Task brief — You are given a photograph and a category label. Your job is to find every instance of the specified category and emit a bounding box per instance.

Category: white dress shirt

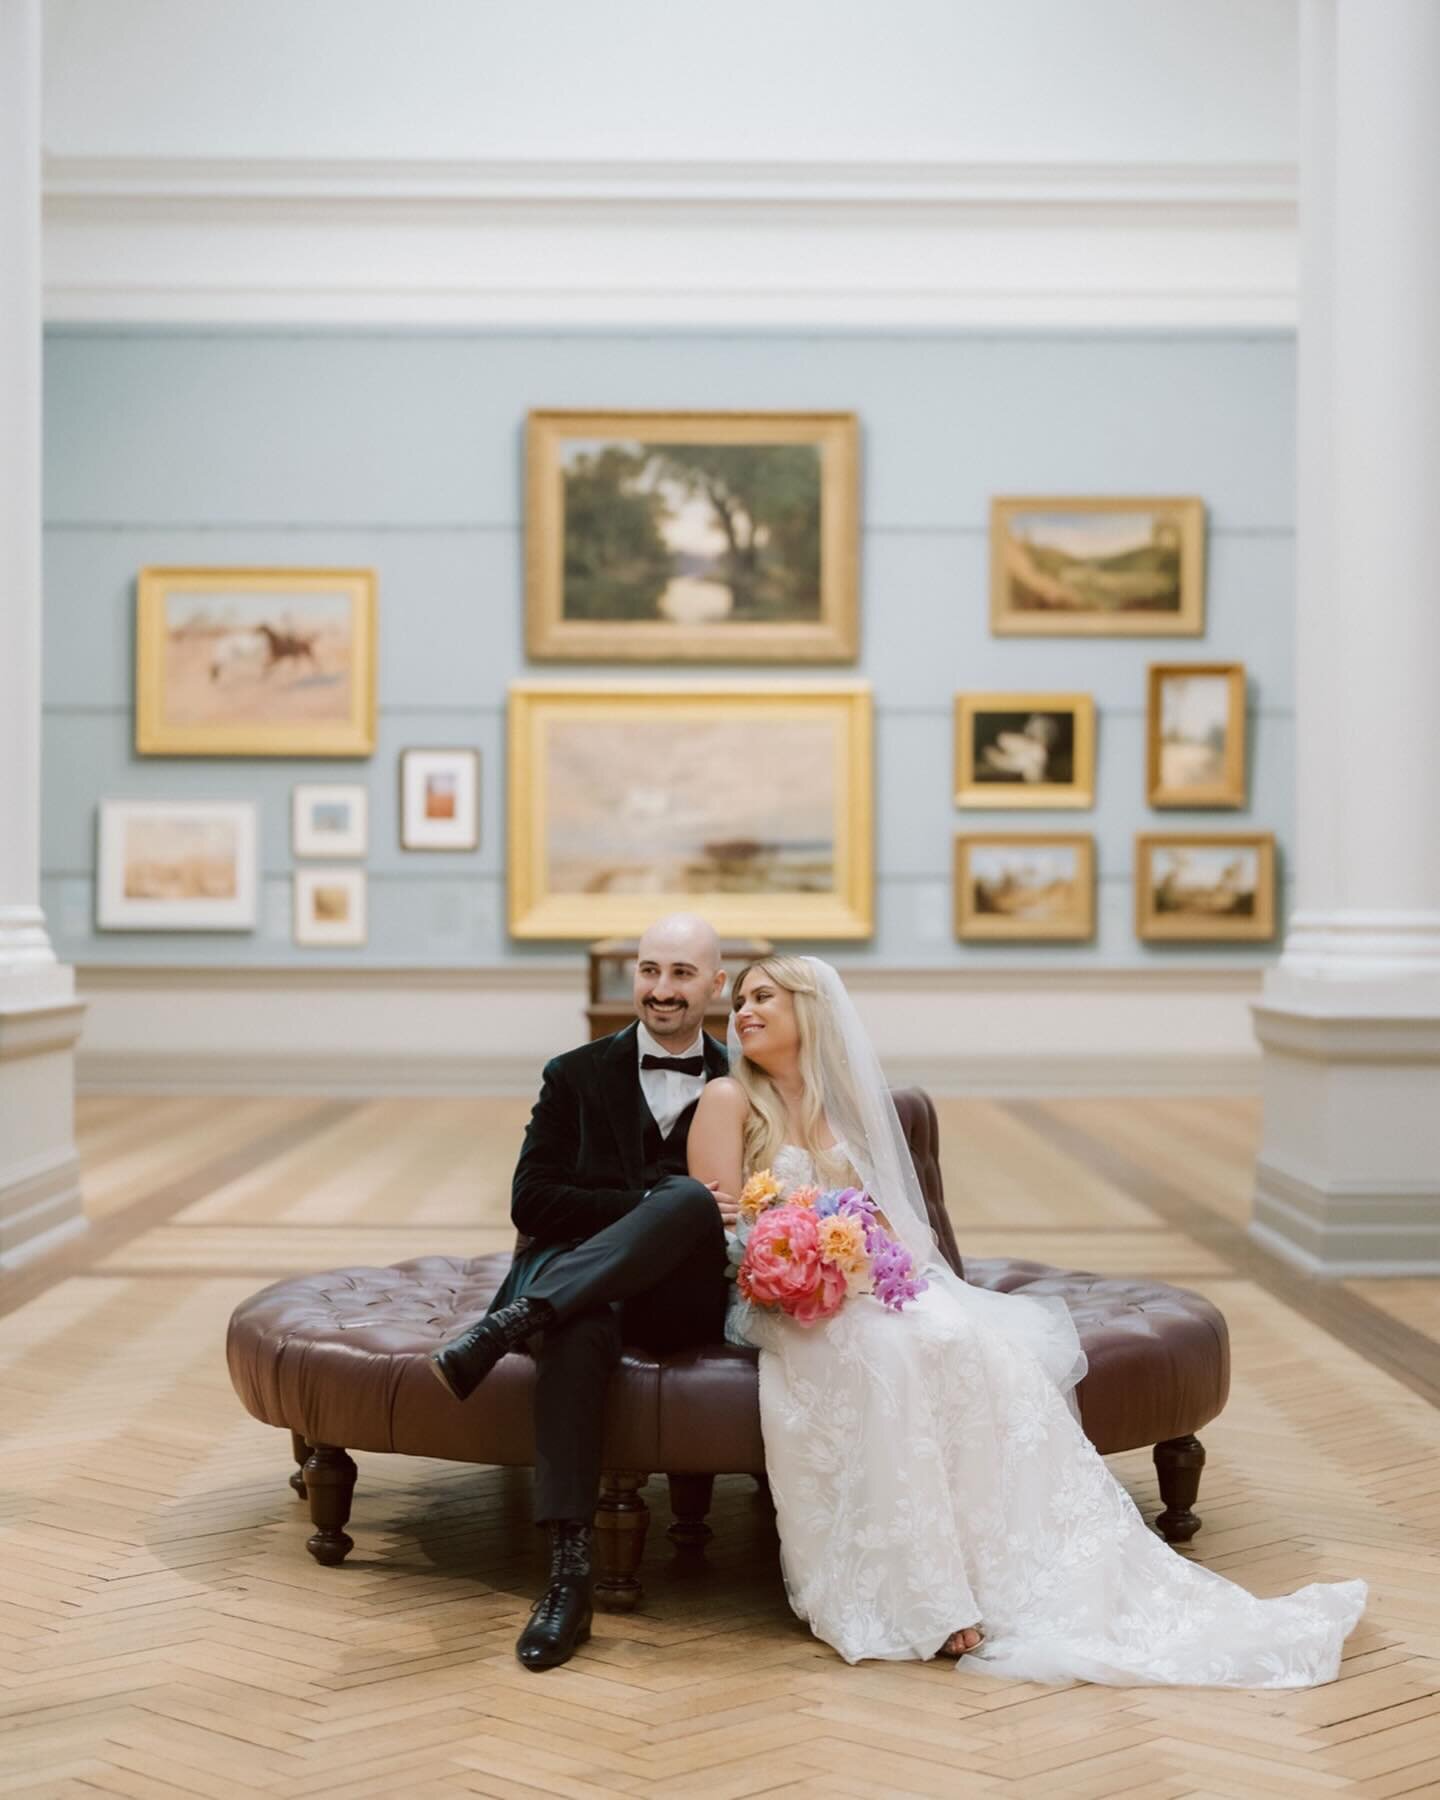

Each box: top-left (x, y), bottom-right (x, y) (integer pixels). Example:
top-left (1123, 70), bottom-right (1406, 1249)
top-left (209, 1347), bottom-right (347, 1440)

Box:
top-left (636, 1020), bottom-right (708, 1138)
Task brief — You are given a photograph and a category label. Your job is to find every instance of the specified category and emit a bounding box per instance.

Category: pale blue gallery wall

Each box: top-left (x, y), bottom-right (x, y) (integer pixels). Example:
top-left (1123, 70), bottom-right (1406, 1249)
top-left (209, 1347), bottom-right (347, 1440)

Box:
top-left (40, 328), bottom-right (1295, 969)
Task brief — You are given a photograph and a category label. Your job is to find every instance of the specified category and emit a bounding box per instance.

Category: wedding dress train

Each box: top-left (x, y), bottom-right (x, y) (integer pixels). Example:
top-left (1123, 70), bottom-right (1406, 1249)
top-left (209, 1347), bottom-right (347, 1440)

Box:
top-left (725, 1143), bottom-right (1368, 1688)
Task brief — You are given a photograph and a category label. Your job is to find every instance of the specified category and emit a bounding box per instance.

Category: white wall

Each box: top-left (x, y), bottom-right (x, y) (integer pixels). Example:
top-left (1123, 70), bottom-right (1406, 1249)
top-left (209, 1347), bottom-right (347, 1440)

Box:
top-left (43, 0), bottom-right (1297, 166)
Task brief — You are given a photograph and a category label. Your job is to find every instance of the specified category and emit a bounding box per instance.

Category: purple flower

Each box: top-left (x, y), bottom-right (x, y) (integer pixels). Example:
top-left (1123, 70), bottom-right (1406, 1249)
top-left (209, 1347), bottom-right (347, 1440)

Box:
top-left (867, 1232), bottom-right (929, 1311)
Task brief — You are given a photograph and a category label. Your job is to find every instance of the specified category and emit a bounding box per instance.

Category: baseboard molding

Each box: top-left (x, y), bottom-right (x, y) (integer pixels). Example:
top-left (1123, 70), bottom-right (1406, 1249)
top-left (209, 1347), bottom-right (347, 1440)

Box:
top-left (77, 1047), bottom-right (1260, 1099)
top-left (0, 1153), bottom-right (87, 1271)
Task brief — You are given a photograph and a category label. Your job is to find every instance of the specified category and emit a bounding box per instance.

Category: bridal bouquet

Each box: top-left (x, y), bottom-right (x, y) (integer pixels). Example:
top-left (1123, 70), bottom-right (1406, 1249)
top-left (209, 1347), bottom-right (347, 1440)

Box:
top-left (728, 1169), bottom-right (928, 1326)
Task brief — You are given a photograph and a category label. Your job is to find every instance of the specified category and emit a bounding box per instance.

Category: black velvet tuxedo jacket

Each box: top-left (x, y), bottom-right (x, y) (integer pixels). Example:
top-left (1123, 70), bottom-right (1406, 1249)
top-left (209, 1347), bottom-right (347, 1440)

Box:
top-left (487, 1020), bottom-right (729, 1314)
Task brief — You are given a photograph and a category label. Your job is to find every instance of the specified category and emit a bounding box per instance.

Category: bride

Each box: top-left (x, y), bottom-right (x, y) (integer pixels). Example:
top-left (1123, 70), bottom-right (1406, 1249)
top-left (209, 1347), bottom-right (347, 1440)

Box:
top-left (686, 953), bottom-right (1369, 1686)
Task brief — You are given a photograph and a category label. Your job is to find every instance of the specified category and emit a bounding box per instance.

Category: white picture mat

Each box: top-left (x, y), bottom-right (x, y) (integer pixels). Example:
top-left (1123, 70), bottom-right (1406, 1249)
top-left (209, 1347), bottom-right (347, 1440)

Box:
top-left (292, 783), bottom-right (369, 857)
top-left (293, 867), bottom-right (367, 945)
top-left (97, 800), bottom-right (258, 930)
top-left (401, 749), bottom-right (479, 848)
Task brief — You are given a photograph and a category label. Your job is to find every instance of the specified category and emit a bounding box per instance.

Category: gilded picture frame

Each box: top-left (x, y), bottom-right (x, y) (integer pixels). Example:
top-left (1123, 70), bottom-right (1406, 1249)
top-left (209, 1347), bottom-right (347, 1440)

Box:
top-left (135, 566), bottom-right (377, 757)
top-left (1146, 662), bottom-right (1247, 808)
top-left (525, 409), bottom-right (859, 663)
top-left (990, 496), bottom-right (1206, 637)
top-left (508, 681), bottom-right (873, 939)
top-left (954, 691), bottom-right (1095, 808)
top-left (954, 832), bottom-right (1096, 942)
top-left (1135, 831), bottom-right (1276, 941)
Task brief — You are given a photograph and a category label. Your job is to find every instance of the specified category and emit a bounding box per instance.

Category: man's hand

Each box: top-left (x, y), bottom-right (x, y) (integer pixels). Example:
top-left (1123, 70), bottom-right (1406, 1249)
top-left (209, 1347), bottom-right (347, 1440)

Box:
top-left (703, 1179), bottom-right (741, 1229)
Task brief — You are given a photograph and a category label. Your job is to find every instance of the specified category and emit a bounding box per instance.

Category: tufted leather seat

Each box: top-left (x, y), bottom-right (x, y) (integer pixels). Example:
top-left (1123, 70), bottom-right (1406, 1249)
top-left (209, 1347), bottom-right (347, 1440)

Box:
top-left (227, 1088), bottom-right (1229, 1597)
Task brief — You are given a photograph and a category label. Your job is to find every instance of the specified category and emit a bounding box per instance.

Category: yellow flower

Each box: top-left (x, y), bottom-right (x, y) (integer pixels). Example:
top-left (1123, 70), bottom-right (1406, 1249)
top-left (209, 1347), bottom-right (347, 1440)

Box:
top-left (817, 1213), bottom-right (869, 1279)
top-left (787, 1185), bottom-right (820, 1210)
top-left (739, 1169), bottom-right (780, 1221)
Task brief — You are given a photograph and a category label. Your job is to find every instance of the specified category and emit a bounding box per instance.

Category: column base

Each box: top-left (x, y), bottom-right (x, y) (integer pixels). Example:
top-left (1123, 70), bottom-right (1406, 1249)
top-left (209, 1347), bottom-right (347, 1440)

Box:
top-left (0, 981), bottom-right (87, 1275)
top-left (1250, 972), bottom-right (1440, 1276)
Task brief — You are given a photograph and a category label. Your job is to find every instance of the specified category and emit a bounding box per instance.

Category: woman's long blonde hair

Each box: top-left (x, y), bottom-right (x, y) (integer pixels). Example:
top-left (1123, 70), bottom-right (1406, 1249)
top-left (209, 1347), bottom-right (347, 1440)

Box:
top-left (730, 956), bottom-right (856, 1188)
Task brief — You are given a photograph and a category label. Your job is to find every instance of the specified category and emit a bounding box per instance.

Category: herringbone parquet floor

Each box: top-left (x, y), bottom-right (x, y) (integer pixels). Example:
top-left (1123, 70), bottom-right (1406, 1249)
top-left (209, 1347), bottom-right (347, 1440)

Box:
top-left (3, 1095), bottom-right (1439, 1800)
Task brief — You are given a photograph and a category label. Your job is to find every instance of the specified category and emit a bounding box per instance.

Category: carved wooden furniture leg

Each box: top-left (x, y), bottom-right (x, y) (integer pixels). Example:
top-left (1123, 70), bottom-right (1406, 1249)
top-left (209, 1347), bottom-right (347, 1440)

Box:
top-left (303, 1444), bottom-right (357, 1565)
top-left (1154, 1434), bottom-right (1206, 1544)
top-left (666, 1472), bottom-right (715, 1549)
top-left (594, 1470), bottom-right (649, 1612)
top-left (289, 1430), bottom-right (311, 1498)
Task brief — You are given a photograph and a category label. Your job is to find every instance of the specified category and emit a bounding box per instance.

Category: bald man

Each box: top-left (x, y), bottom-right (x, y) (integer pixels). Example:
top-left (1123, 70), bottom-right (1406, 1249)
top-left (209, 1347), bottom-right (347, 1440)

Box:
top-left (428, 914), bottom-right (732, 1670)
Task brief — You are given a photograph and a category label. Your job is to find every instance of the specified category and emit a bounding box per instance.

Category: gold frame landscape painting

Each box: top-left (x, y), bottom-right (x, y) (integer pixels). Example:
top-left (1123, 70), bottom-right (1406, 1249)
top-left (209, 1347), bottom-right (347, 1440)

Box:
top-left (954, 833), bottom-right (1095, 941)
top-left (97, 800), bottom-right (258, 931)
top-left (507, 682), bottom-right (873, 939)
top-left (990, 496), bottom-right (1205, 636)
top-left (135, 567), bottom-right (377, 756)
top-left (1135, 831), bottom-right (1276, 941)
top-left (954, 691), bottom-right (1096, 808)
top-left (525, 410), bottom-right (859, 663)
top-left (1146, 662), bottom-right (1247, 808)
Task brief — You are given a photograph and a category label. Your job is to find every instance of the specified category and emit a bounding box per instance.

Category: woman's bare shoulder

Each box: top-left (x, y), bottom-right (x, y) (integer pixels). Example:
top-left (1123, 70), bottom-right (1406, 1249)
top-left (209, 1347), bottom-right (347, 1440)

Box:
top-left (696, 1075), bottom-right (750, 1114)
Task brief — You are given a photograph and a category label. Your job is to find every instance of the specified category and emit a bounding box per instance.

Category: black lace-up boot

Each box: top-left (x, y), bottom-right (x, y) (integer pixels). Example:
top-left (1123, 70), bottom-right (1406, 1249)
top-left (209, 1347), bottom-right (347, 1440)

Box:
top-left (515, 1518), bottom-right (594, 1671)
top-left (427, 1294), bottom-right (556, 1402)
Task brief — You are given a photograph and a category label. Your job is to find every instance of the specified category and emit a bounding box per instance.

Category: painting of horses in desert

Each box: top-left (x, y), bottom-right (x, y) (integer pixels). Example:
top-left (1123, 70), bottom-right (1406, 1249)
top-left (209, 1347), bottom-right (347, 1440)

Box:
top-left (990, 497), bottom-right (1205, 636)
top-left (136, 568), bottom-right (376, 755)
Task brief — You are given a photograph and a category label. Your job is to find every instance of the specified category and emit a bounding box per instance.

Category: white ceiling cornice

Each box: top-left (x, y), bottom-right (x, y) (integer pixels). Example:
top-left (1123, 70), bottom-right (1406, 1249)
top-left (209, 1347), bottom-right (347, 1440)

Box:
top-left (41, 154), bottom-right (1299, 329)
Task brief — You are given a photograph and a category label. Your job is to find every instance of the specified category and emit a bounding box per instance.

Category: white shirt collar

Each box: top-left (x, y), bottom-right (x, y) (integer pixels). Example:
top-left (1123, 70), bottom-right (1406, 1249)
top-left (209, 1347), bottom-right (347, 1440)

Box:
top-left (636, 1019), bottom-right (704, 1063)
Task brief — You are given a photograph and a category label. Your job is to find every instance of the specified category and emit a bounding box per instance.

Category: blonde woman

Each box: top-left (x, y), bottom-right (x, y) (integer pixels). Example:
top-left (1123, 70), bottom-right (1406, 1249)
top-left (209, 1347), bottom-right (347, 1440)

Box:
top-left (687, 954), bottom-right (1368, 1686)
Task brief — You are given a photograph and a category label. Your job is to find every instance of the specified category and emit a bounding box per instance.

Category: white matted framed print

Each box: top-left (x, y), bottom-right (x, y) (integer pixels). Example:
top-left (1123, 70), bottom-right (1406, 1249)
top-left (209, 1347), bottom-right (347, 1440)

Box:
top-left (97, 800), bottom-right (257, 931)
top-left (292, 784), bottom-right (369, 858)
top-left (400, 748), bottom-right (480, 851)
top-left (294, 868), bottom-right (367, 946)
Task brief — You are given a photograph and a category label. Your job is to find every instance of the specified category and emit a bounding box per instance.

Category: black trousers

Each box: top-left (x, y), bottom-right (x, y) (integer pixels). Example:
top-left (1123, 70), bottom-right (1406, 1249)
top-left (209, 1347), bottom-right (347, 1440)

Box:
top-left (522, 1174), bottom-right (728, 1522)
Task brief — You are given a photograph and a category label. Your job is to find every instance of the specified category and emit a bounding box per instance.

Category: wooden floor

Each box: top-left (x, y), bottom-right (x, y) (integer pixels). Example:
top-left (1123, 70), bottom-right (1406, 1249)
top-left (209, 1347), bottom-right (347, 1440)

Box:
top-left (3, 1095), bottom-right (1440, 1800)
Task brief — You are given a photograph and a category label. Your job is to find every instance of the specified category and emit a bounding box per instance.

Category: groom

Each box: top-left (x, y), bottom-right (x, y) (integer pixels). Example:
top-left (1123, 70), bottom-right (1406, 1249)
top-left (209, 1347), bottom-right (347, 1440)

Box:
top-left (428, 912), bottom-right (732, 1670)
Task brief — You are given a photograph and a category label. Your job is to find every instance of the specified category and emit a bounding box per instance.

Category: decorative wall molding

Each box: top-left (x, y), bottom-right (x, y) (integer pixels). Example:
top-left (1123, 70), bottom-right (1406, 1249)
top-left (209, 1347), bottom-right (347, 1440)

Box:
top-left (42, 155), bottom-right (1299, 329)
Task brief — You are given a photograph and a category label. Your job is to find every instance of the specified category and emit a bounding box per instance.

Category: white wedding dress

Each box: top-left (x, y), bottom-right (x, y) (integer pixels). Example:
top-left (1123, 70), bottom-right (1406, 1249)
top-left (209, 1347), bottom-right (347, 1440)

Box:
top-left (724, 1141), bottom-right (1368, 1688)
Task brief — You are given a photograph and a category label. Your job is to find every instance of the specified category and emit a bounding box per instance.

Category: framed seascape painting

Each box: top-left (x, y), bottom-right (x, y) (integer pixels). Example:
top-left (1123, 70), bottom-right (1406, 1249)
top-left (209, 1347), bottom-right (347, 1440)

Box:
top-left (292, 784), bottom-right (368, 858)
top-left (135, 567), bottom-right (377, 756)
top-left (990, 496), bottom-right (1205, 636)
top-left (507, 682), bottom-right (873, 939)
top-left (1146, 662), bottom-right (1247, 808)
top-left (294, 868), bottom-right (367, 947)
top-left (400, 748), bottom-right (480, 851)
top-left (954, 833), bottom-right (1095, 941)
top-left (525, 409), bottom-right (859, 663)
top-left (97, 800), bottom-right (257, 931)
top-left (1135, 832), bottom-right (1276, 941)
top-left (954, 692), bottom-right (1095, 808)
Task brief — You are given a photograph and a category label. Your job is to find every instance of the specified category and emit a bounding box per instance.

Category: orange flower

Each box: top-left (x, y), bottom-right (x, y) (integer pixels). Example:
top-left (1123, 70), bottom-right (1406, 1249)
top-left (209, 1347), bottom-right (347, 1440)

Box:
top-left (739, 1169), bottom-right (780, 1221)
top-left (817, 1213), bottom-right (869, 1280)
top-left (787, 1185), bottom-right (820, 1210)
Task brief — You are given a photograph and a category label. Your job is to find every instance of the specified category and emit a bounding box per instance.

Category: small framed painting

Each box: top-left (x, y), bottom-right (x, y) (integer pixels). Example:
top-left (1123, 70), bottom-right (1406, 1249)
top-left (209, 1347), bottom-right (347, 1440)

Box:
top-left (294, 868), bottom-right (367, 946)
top-left (292, 784), bottom-right (369, 858)
top-left (135, 566), bottom-right (377, 756)
top-left (400, 748), bottom-right (480, 851)
top-left (97, 800), bottom-right (257, 931)
top-left (990, 496), bottom-right (1205, 636)
top-left (954, 833), bottom-right (1095, 941)
top-left (1146, 663), bottom-right (1247, 808)
top-left (526, 409), bottom-right (859, 662)
top-left (1135, 832), bottom-right (1276, 941)
top-left (954, 692), bottom-right (1095, 808)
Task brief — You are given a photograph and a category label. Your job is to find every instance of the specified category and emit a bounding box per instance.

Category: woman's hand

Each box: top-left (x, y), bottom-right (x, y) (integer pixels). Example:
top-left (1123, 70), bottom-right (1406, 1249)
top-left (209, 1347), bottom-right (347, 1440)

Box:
top-left (705, 1179), bottom-right (741, 1229)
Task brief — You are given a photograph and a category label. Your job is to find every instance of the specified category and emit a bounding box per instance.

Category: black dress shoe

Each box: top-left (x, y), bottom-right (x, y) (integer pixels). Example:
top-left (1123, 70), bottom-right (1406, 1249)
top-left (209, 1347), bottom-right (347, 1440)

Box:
top-left (517, 1519), bottom-right (594, 1671)
top-left (428, 1294), bottom-right (555, 1402)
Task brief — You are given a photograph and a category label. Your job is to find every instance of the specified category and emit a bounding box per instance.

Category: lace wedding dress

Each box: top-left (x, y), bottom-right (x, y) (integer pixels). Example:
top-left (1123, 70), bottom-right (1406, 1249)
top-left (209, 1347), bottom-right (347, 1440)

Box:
top-left (725, 1141), bottom-right (1369, 1688)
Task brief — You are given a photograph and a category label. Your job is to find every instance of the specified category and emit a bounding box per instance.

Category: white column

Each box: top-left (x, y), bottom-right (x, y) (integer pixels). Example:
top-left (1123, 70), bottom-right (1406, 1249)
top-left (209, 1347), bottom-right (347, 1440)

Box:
top-left (0, 0), bottom-right (86, 1271)
top-left (1251, 0), bottom-right (1440, 1274)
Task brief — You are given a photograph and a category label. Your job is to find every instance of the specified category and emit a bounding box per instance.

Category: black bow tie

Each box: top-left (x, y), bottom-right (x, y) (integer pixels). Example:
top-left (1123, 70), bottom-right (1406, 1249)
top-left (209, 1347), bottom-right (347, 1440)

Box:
top-left (641, 1053), bottom-right (705, 1075)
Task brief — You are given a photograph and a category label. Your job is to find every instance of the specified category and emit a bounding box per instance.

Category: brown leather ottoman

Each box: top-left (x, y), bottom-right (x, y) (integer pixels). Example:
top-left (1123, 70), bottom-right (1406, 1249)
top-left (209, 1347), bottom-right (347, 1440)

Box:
top-left (226, 1090), bottom-right (1230, 1609)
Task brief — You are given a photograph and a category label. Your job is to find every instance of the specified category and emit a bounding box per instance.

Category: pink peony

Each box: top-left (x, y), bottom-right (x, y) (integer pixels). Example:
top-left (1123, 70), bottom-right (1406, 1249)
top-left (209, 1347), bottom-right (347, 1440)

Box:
top-left (739, 1204), bottom-right (847, 1326)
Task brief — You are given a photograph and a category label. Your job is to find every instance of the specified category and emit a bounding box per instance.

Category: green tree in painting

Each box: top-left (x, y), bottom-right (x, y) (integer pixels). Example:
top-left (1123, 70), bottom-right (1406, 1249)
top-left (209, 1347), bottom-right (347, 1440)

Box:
top-left (562, 446), bottom-right (673, 619)
top-left (653, 444), bottom-right (821, 620)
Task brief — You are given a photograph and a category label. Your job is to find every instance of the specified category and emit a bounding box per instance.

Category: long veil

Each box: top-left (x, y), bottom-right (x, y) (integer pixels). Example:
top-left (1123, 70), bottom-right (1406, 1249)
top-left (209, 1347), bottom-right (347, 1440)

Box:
top-left (729, 956), bottom-right (1089, 1427)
